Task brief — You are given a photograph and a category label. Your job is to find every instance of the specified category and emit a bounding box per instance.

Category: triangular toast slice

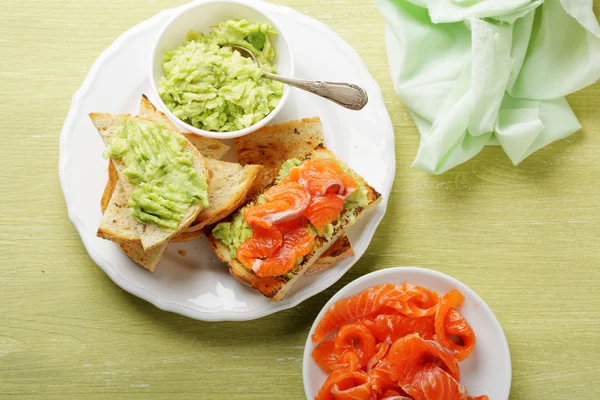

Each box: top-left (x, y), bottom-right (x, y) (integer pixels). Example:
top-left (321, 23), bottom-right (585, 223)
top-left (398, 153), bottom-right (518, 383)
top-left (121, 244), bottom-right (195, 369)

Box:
top-left (90, 113), bottom-right (210, 251)
top-left (208, 145), bottom-right (382, 301)
top-left (99, 159), bottom-right (261, 270)
top-left (99, 181), bottom-right (168, 272)
top-left (184, 159), bottom-right (262, 232)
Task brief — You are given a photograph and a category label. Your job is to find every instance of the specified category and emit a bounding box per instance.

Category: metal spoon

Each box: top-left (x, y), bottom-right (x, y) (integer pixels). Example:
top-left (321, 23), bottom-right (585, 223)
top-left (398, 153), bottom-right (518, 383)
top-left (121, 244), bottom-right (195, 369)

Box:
top-left (227, 45), bottom-right (368, 111)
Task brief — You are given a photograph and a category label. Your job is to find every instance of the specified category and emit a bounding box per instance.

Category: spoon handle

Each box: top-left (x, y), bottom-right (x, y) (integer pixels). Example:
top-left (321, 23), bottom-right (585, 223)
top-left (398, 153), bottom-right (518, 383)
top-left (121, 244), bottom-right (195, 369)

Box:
top-left (263, 72), bottom-right (368, 111)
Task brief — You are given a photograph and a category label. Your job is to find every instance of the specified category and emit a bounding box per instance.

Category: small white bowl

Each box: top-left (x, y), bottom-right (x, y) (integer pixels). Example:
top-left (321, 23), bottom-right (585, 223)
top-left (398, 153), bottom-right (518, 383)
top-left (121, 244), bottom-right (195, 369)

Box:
top-left (149, 0), bottom-right (294, 139)
top-left (303, 267), bottom-right (512, 400)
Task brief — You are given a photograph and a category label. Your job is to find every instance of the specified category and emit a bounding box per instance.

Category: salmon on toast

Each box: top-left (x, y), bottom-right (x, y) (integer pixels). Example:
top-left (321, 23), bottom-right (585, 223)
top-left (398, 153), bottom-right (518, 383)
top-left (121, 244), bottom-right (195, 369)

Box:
top-left (209, 145), bottom-right (381, 301)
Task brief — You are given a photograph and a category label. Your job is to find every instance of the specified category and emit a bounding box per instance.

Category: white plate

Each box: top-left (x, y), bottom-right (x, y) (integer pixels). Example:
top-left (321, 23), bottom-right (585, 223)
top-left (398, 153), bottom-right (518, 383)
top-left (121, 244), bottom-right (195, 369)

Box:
top-left (303, 267), bottom-right (512, 399)
top-left (58, 0), bottom-right (395, 321)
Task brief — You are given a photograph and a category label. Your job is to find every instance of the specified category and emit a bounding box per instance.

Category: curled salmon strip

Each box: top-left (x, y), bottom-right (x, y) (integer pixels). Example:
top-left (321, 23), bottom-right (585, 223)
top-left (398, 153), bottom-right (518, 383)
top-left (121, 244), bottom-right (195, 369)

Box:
top-left (313, 339), bottom-right (338, 373)
top-left (386, 334), bottom-right (460, 388)
top-left (434, 290), bottom-right (476, 362)
top-left (333, 322), bottom-right (377, 369)
top-left (313, 341), bottom-right (361, 374)
top-left (362, 314), bottom-right (435, 344)
top-left (311, 284), bottom-right (409, 343)
top-left (235, 227), bottom-right (282, 270)
top-left (385, 283), bottom-right (441, 318)
top-left (315, 368), bottom-right (371, 400)
top-left (368, 361), bottom-right (397, 395)
top-left (366, 342), bottom-right (390, 372)
top-left (304, 193), bottom-right (345, 234)
top-left (244, 181), bottom-right (311, 229)
top-left (298, 159), bottom-right (358, 198)
top-left (406, 363), bottom-right (468, 400)
top-left (252, 226), bottom-right (314, 278)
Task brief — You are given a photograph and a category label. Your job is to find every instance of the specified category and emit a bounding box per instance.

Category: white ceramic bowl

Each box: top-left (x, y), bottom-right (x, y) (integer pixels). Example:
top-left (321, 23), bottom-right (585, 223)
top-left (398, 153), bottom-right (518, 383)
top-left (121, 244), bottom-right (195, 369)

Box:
top-left (149, 0), bottom-right (294, 139)
top-left (303, 267), bottom-right (512, 400)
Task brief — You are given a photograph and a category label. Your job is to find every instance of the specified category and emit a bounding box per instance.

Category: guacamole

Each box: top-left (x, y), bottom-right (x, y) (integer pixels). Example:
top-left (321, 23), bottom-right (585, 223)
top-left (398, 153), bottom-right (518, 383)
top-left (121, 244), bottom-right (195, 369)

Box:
top-left (212, 210), bottom-right (253, 258)
top-left (212, 158), bottom-right (369, 258)
top-left (105, 119), bottom-right (209, 229)
top-left (158, 19), bottom-right (284, 132)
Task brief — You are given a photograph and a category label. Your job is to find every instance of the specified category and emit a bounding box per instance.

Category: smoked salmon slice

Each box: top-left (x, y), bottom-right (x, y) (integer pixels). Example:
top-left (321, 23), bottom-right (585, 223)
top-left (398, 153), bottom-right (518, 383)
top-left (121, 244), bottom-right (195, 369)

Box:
top-left (368, 361), bottom-right (396, 394)
top-left (315, 368), bottom-right (371, 400)
top-left (434, 290), bottom-right (476, 362)
top-left (362, 314), bottom-right (435, 344)
top-left (304, 193), bottom-right (345, 234)
top-left (386, 283), bottom-right (440, 318)
top-left (333, 322), bottom-right (377, 369)
top-left (313, 340), bottom-right (361, 374)
top-left (405, 363), bottom-right (468, 400)
top-left (252, 226), bottom-right (314, 278)
top-left (244, 181), bottom-right (310, 229)
top-left (313, 340), bottom-right (339, 373)
top-left (298, 159), bottom-right (358, 198)
top-left (311, 284), bottom-right (406, 342)
top-left (366, 342), bottom-right (390, 372)
top-left (235, 227), bottom-right (282, 270)
top-left (312, 284), bottom-right (443, 342)
top-left (387, 334), bottom-right (460, 387)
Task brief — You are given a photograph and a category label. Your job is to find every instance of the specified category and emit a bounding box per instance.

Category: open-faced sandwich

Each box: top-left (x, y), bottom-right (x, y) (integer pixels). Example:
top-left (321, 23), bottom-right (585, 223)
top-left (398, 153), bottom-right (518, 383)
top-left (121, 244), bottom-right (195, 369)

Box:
top-left (92, 96), bottom-right (262, 271)
top-left (234, 117), bottom-right (357, 275)
top-left (208, 122), bottom-right (381, 300)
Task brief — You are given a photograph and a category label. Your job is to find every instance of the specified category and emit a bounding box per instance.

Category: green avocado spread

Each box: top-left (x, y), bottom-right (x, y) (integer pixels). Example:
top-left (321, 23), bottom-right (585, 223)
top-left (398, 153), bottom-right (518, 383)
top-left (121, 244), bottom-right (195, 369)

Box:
top-left (105, 119), bottom-right (208, 229)
top-left (212, 158), bottom-right (369, 261)
top-left (212, 210), bottom-right (253, 259)
top-left (158, 19), bottom-right (284, 132)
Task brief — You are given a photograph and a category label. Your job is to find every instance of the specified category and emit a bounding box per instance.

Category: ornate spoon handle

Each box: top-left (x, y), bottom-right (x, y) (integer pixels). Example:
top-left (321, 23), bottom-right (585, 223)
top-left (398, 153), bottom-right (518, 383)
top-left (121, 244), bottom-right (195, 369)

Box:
top-left (263, 72), bottom-right (368, 111)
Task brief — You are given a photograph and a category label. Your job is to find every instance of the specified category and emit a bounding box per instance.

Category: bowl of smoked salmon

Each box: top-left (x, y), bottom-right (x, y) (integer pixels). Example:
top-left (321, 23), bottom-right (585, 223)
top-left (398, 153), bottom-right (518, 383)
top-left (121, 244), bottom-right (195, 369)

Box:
top-left (303, 267), bottom-right (511, 400)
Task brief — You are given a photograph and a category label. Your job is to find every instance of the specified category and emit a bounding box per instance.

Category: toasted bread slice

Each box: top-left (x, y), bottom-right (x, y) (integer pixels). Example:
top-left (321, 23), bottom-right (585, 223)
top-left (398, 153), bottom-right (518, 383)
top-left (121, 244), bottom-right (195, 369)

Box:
top-left (100, 160), bottom-right (118, 214)
top-left (234, 117), bottom-right (354, 273)
top-left (235, 117), bottom-right (324, 196)
top-left (138, 95), bottom-right (230, 160)
top-left (184, 159), bottom-right (262, 232)
top-left (98, 181), bottom-right (167, 271)
top-left (98, 181), bottom-right (139, 243)
top-left (90, 113), bottom-right (209, 251)
top-left (305, 235), bottom-right (354, 275)
top-left (119, 242), bottom-right (167, 272)
top-left (208, 145), bottom-right (382, 301)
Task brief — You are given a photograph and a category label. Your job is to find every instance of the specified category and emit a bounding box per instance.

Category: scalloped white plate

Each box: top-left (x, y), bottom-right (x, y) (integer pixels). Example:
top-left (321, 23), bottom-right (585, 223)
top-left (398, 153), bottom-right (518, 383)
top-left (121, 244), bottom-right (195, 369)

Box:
top-left (303, 267), bottom-right (511, 399)
top-left (58, 0), bottom-right (395, 321)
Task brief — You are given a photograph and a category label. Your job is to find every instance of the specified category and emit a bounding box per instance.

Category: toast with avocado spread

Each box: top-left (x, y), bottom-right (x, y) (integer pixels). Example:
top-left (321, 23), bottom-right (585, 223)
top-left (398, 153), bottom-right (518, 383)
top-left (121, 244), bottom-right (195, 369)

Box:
top-left (208, 145), bottom-right (381, 301)
top-left (234, 117), bottom-right (356, 274)
top-left (96, 96), bottom-right (262, 271)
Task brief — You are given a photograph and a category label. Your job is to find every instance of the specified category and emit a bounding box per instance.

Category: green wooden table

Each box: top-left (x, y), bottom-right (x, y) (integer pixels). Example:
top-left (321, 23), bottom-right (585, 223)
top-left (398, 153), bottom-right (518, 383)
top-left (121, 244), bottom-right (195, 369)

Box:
top-left (1, 1), bottom-right (599, 399)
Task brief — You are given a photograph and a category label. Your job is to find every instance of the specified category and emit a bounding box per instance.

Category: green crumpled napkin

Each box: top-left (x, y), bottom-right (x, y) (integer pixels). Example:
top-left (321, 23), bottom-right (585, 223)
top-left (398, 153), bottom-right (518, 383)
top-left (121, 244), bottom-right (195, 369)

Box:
top-left (377, 0), bottom-right (600, 174)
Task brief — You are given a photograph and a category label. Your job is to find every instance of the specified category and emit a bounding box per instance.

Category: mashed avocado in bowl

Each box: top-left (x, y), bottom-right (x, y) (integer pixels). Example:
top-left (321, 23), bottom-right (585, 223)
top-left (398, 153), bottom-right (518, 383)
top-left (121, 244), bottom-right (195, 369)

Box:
top-left (158, 19), bottom-right (284, 133)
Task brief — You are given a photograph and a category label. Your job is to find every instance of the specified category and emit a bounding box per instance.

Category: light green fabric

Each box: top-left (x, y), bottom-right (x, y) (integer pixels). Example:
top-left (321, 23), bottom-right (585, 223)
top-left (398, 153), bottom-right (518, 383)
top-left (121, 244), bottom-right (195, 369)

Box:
top-left (378, 0), bottom-right (600, 174)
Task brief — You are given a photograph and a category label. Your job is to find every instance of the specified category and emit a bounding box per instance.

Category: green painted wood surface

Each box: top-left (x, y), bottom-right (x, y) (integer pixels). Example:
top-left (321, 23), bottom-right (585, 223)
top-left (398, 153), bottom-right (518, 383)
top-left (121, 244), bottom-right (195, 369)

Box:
top-left (1, 1), bottom-right (599, 399)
